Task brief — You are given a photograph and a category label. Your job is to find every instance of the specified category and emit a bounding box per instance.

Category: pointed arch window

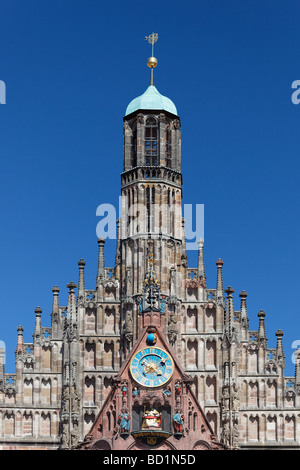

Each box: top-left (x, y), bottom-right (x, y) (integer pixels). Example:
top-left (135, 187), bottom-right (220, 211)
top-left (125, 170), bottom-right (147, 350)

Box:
top-left (165, 126), bottom-right (171, 168)
top-left (131, 126), bottom-right (137, 167)
top-left (145, 117), bottom-right (159, 166)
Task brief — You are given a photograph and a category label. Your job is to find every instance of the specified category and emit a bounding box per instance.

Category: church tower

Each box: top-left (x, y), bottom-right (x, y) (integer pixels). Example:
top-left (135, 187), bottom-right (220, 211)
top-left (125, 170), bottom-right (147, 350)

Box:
top-left (115, 35), bottom-right (188, 363)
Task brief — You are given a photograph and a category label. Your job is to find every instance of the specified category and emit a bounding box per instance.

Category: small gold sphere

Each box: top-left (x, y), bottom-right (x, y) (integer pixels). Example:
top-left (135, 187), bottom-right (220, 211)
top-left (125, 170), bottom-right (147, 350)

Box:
top-left (147, 56), bottom-right (158, 68)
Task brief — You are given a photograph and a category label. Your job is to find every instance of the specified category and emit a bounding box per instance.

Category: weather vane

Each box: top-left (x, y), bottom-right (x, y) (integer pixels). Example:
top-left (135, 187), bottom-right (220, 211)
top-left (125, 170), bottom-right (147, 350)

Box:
top-left (145, 32), bottom-right (158, 56)
top-left (145, 33), bottom-right (158, 85)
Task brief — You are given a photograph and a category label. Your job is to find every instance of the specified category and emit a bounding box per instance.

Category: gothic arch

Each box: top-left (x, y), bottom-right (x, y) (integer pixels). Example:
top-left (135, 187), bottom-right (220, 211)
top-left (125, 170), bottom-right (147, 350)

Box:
top-left (206, 410), bottom-right (217, 436)
top-left (40, 411), bottom-right (51, 436)
top-left (284, 414), bottom-right (296, 440)
top-left (103, 341), bottom-right (114, 369)
top-left (15, 410), bottom-right (22, 436)
top-left (24, 377), bottom-right (33, 404)
top-left (266, 379), bottom-right (277, 407)
top-left (41, 377), bottom-right (51, 405)
top-left (206, 375), bottom-right (216, 404)
top-left (248, 414), bottom-right (259, 441)
top-left (206, 339), bottom-right (216, 368)
top-left (205, 306), bottom-right (216, 332)
top-left (41, 345), bottom-right (51, 369)
top-left (23, 411), bottom-right (33, 436)
top-left (193, 440), bottom-right (212, 450)
top-left (91, 438), bottom-right (112, 450)
top-left (84, 375), bottom-right (96, 406)
top-left (266, 413), bottom-right (278, 441)
top-left (247, 347), bottom-right (258, 374)
top-left (248, 380), bottom-right (259, 407)
top-left (4, 411), bottom-right (15, 436)
top-left (186, 307), bottom-right (197, 332)
top-left (186, 339), bottom-right (198, 369)
top-left (85, 340), bottom-right (96, 368)
top-left (104, 306), bottom-right (116, 334)
top-left (84, 411), bottom-right (96, 437)
top-left (85, 307), bottom-right (96, 333)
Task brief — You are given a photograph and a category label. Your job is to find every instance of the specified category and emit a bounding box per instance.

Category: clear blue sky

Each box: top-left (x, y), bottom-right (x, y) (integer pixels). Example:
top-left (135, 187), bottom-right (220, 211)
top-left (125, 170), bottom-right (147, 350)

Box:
top-left (0, 0), bottom-right (299, 376)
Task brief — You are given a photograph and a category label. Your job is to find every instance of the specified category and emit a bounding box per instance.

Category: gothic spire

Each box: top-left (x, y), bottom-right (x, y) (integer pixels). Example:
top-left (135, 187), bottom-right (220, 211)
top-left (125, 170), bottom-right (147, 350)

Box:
top-left (96, 237), bottom-right (105, 286)
top-left (275, 329), bottom-right (285, 367)
top-left (216, 258), bottom-right (224, 292)
top-left (78, 259), bottom-right (86, 298)
top-left (34, 307), bottom-right (42, 340)
top-left (216, 259), bottom-right (225, 307)
top-left (52, 285), bottom-right (60, 315)
top-left (67, 282), bottom-right (77, 324)
top-left (197, 238), bottom-right (205, 279)
top-left (16, 325), bottom-right (24, 354)
top-left (51, 285), bottom-right (60, 336)
top-left (239, 290), bottom-right (248, 340)
top-left (239, 290), bottom-right (248, 325)
top-left (224, 286), bottom-right (235, 341)
top-left (258, 309), bottom-right (266, 342)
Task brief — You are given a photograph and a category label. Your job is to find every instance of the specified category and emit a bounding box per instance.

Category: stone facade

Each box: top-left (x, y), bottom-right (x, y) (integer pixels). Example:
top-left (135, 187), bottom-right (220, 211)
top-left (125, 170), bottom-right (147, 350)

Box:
top-left (0, 72), bottom-right (300, 450)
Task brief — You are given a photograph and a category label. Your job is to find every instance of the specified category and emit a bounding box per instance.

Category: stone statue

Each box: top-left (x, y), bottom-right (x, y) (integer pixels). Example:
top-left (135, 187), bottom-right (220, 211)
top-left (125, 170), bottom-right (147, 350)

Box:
top-left (163, 386), bottom-right (171, 397)
top-left (173, 410), bottom-right (185, 433)
top-left (222, 423), bottom-right (230, 447)
top-left (118, 409), bottom-right (130, 433)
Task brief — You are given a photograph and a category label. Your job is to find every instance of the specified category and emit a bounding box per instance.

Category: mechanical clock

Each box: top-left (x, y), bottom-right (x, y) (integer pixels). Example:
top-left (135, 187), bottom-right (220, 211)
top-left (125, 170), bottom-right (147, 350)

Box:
top-left (130, 347), bottom-right (174, 388)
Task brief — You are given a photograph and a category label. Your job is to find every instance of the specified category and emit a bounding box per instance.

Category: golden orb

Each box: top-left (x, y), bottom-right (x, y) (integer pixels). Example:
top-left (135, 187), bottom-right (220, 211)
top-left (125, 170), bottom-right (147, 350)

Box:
top-left (147, 56), bottom-right (158, 68)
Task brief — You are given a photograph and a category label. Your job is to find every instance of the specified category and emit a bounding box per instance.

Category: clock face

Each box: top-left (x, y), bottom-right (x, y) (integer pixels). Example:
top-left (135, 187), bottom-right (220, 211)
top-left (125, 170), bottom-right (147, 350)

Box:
top-left (130, 347), bottom-right (174, 388)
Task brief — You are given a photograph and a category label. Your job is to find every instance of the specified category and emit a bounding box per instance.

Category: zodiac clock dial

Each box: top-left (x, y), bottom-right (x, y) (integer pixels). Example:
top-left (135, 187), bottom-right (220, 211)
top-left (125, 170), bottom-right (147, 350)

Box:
top-left (130, 347), bottom-right (174, 388)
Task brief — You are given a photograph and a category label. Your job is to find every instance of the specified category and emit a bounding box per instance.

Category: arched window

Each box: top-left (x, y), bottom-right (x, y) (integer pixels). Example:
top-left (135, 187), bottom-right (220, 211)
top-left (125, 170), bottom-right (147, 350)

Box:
top-left (146, 187), bottom-right (155, 232)
top-left (131, 127), bottom-right (137, 167)
top-left (107, 411), bottom-right (111, 431)
top-left (165, 126), bottom-right (171, 168)
top-left (145, 117), bottom-right (159, 166)
top-left (193, 413), bottom-right (198, 431)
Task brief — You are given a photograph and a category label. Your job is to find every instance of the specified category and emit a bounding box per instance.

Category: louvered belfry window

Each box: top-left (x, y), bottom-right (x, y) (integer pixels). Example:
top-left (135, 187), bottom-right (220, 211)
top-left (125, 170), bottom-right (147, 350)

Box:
top-left (145, 117), bottom-right (159, 166)
top-left (131, 127), bottom-right (137, 167)
top-left (165, 126), bottom-right (171, 168)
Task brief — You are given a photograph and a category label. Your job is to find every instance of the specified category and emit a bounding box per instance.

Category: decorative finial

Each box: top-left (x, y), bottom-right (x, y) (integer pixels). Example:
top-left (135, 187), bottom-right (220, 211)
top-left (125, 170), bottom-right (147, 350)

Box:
top-left (145, 32), bottom-right (158, 85)
top-left (35, 306), bottom-right (42, 316)
top-left (17, 325), bottom-right (24, 335)
top-left (67, 282), bottom-right (77, 294)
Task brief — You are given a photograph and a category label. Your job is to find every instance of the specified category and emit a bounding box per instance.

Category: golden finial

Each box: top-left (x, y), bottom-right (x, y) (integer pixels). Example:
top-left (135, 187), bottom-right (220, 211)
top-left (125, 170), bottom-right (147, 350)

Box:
top-left (145, 33), bottom-right (158, 68)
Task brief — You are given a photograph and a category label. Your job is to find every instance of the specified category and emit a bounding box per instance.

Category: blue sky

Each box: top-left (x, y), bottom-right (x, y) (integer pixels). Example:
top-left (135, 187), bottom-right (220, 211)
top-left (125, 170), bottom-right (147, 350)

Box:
top-left (0, 0), bottom-right (299, 376)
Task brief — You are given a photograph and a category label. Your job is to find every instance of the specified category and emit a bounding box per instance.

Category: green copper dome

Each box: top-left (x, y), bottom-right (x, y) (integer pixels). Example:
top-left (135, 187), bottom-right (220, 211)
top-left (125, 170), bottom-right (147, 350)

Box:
top-left (125, 85), bottom-right (177, 116)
